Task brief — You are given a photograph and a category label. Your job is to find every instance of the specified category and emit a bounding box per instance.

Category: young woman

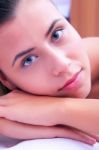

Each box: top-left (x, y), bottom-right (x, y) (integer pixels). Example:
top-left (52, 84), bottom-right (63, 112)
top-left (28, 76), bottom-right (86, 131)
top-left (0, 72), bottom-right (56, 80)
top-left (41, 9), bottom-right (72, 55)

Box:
top-left (0, 0), bottom-right (99, 146)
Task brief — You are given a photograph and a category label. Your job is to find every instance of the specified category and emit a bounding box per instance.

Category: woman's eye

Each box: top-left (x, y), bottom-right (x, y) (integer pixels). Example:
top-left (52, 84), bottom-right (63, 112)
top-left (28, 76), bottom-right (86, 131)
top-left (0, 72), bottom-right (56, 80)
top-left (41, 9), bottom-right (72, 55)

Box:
top-left (22, 55), bottom-right (38, 67)
top-left (52, 29), bottom-right (63, 41)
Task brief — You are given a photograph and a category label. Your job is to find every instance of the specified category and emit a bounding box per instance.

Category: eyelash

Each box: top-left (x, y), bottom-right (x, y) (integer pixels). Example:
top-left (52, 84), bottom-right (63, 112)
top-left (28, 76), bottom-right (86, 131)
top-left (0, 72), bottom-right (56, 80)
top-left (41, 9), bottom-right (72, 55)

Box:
top-left (51, 28), bottom-right (64, 42)
top-left (21, 55), bottom-right (38, 68)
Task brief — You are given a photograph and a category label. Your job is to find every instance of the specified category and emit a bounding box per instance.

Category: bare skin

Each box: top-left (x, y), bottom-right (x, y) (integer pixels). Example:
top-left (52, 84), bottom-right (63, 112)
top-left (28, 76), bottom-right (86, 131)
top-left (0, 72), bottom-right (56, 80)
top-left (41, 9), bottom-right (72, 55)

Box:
top-left (0, 38), bottom-right (99, 144)
top-left (0, 89), bottom-right (98, 145)
top-left (0, 0), bottom-right (99, 145)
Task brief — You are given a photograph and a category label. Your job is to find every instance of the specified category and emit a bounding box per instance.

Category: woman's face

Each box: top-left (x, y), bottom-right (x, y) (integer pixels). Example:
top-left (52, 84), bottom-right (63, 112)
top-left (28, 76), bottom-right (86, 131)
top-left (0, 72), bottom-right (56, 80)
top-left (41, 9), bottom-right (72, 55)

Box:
top-left (0, 0), bottom-right (91, 98)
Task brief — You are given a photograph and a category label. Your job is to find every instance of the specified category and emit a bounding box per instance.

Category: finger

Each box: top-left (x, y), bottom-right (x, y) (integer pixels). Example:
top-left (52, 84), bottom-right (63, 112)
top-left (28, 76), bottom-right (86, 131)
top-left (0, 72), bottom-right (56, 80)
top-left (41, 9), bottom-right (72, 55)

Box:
top-left (67, 131), bottom-right (96, 145)
top-left (70, 128), bottom-right (96, 145)
top-left (86, 133), bottom-right (99, 142)
top-left (72, 127), bottom-right (99, 142)
top-left (0, 94), bottom-right (13, 106)
top-left (56, 126), bottom-right (96, 145)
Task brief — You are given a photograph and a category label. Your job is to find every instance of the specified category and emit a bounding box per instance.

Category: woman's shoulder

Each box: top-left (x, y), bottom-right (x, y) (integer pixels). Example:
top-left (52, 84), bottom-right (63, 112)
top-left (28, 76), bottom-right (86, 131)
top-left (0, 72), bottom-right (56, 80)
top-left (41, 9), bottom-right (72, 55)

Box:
top-left (82, 37), bottom-right (99, 53)
top-left (83, 37), bottom-right (99, 98)
top-left (83, 37), bottom-right (99, 80)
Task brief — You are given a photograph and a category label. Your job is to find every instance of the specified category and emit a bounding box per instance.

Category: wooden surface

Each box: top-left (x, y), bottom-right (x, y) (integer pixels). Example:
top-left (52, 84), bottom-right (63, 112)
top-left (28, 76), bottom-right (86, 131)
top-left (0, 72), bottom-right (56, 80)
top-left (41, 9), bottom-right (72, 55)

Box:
top-left (70, 0), bottom-right (99, 37)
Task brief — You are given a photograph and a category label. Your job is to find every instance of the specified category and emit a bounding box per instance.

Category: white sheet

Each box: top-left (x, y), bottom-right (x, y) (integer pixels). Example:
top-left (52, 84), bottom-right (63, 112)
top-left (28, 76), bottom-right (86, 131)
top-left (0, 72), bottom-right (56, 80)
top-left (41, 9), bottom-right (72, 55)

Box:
top-left (0, 135), bottom-right (99, 150)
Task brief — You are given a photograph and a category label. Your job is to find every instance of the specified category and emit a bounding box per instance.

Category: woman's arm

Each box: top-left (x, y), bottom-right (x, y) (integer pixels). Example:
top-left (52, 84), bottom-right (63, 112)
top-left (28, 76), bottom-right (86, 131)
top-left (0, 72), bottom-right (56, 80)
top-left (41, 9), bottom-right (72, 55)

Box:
top-left (0, 90), bottom-right (99, 136)
top-left (0, 118), bottom-right (60, 140)
top-left (1, 117), bottom-right (96, 145)
top-left (59, 98), bottom-right (99, 135)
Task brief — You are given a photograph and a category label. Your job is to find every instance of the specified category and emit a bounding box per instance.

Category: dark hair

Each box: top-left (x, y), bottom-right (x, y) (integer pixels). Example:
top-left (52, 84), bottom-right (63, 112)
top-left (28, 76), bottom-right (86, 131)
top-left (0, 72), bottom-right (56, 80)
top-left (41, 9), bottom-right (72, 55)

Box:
top-left (0, 0), bottom-right (19, 25)
top-left (0, 0), bottom-right (19, 94)
top-left (0, 82), bottom-right (10, 95)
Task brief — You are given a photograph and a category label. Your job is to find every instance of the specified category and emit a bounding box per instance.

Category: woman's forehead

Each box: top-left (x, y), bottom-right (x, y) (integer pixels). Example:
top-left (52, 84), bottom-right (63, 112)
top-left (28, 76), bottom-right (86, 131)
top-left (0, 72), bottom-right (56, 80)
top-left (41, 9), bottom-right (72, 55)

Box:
top-left (0, 0), bottom-right (63, 57)
top-left (0, 0), bottom-right (62, 39)
top-left (17, 0), bottom-right (60, 20)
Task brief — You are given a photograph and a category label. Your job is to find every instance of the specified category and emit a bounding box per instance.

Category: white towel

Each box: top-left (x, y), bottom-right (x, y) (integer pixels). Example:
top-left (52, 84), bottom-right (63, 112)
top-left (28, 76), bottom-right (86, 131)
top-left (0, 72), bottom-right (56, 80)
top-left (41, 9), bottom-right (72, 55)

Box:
top-left (0, 135), bottom-right (99, 150)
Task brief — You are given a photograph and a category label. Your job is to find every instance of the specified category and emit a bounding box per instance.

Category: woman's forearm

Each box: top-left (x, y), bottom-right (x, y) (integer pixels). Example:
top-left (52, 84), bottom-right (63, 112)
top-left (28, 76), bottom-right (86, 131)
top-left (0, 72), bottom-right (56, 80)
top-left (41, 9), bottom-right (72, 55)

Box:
top-left (0, 118), bottom-right (98, 144)
top-left (0, 91), bottom-right (99, 135)
top-left (59, 98), bottom-right (99, 135)
top-left (0, 118), bottom-right (66, 140)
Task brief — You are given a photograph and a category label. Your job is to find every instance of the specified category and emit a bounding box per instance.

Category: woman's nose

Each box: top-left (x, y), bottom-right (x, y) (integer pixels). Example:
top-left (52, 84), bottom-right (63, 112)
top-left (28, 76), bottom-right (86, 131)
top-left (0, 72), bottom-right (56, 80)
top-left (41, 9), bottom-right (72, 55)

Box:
top-left (51, 52), bottom-right (71, 77)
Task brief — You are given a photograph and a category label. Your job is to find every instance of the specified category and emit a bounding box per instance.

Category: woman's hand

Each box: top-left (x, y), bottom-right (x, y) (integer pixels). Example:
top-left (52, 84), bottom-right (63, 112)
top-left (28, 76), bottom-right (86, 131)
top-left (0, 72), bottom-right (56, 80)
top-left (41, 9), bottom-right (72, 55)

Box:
top-left (0, 91), bottom-right (99, 142)
top-left (0, 90), bottom-right (99, 144)
top-left (0, 118), bottom-right (97, 145)
top-left (0, 90), bottom-right (63, 126)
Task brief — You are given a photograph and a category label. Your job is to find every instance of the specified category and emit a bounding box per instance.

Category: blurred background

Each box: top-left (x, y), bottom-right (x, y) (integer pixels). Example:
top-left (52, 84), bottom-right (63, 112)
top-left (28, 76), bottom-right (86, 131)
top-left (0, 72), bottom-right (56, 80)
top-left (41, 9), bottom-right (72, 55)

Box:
top-left (53, 0), bottom-right (99, 37)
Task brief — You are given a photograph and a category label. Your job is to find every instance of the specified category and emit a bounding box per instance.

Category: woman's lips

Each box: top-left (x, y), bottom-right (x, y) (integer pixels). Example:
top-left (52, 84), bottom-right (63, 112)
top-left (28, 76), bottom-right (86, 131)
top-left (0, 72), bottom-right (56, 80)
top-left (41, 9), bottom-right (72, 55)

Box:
top-left (58, 69), bottom-right (82, 91)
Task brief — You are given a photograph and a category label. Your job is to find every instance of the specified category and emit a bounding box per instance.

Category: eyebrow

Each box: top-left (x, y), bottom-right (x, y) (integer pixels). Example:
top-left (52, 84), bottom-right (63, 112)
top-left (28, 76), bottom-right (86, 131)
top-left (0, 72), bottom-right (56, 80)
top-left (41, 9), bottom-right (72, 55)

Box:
top-left (12, 18), bottom-right (61, 67)
top-left (45, 18), bottom-right (61, 37)
top-left (12, 48), bottom-right (35, 67)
